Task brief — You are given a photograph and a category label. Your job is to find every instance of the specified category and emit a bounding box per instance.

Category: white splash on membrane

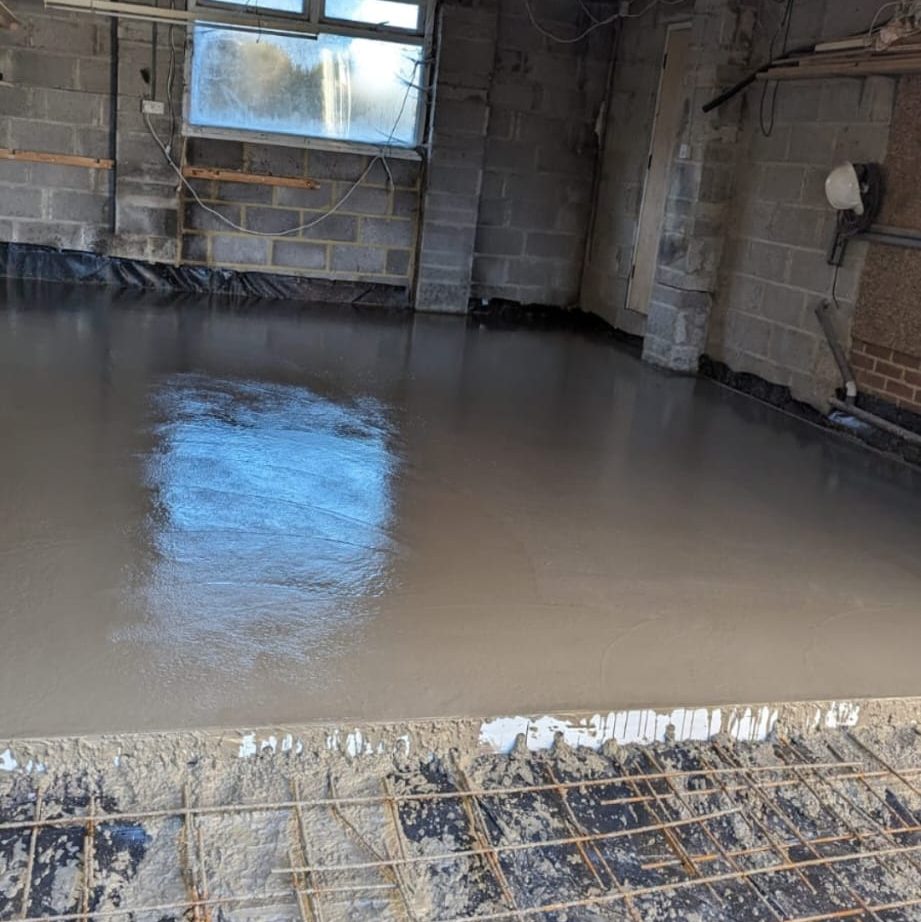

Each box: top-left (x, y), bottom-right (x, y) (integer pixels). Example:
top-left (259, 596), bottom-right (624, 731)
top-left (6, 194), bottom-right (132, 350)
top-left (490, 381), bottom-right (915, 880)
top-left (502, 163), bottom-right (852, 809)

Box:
top-left (0, 750), bottom-right (46, 774)
top-left (478, 702), bottom-right (861, 754)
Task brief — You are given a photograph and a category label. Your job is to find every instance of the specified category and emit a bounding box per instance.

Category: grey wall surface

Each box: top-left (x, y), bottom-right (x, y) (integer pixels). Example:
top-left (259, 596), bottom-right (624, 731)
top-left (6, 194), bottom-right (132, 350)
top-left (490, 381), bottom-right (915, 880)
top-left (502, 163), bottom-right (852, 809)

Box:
top-left (583, 0), bottom-right (897, 409)
top-left (470, 0), bottom-right (618, 308)
top-left (581, 2), bottom-right (693, 336)
top-left (707, 0), bottom-right (895, 409)
top-left (0, 0), bottom-right (617, 310)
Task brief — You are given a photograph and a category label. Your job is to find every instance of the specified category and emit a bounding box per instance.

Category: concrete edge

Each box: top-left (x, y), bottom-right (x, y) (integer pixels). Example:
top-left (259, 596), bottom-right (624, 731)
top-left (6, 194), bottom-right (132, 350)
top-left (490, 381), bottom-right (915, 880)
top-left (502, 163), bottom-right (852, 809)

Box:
top-left (2, 696), bottom-right (919, 775)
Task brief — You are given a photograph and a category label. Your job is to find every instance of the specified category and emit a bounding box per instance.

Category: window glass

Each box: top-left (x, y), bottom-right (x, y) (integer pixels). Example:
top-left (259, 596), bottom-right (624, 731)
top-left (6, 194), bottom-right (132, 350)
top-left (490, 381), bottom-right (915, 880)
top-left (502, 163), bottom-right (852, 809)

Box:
top-left (324, 0), bottom-right (420, 30)
top-left (189, 24), bottom-right (423, 146)
top-left (210, 0), bottom-right (303, 15)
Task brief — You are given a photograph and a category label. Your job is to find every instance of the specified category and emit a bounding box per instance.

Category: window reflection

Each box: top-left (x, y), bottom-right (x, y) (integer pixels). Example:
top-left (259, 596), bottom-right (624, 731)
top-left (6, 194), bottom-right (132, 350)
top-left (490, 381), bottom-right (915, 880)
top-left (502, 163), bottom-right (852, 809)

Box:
top-left (126, 375), bottom-right (397, 663)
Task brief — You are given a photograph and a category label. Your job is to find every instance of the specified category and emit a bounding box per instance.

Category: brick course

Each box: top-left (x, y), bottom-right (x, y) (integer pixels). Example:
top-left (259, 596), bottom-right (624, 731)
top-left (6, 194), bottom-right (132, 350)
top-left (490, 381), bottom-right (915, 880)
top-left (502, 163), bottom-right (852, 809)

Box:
top-left (851, 339), bottom-right (921, 415)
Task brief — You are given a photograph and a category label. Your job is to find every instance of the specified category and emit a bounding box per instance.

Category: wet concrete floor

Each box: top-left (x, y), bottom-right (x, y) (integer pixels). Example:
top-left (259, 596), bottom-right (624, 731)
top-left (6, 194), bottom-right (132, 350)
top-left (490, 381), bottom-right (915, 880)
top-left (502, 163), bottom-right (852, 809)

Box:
top-left (2, 284), bottom-right (921, 738)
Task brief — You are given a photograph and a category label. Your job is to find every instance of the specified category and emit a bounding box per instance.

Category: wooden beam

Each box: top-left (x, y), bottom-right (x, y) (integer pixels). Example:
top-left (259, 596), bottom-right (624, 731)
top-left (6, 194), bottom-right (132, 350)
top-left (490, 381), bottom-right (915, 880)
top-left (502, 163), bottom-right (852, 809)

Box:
top-left (181, 166), bottom-right (320, 190)
top-left (0, 148), bottom-right (114, 169)
top-left (759, 58), bottom-right (921, 80)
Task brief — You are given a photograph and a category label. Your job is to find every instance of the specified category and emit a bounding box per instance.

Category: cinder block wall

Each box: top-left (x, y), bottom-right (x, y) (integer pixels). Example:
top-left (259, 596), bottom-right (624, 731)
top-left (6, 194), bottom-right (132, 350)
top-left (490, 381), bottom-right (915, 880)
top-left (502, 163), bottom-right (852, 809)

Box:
top-left (471, 0), bottom-right (618, 307)
top-left (0, 5), bottom-right (114, 252)
top-left (0, 0), bottom-right (617, 308)
top-left (707, 0), bottom-right (896, 408)
top-left (584, 0), bottom-right (897, 410)
top-left (181, 140), bottom-right (421, 285)
top-left (581, 2), bottom-right (693, 335)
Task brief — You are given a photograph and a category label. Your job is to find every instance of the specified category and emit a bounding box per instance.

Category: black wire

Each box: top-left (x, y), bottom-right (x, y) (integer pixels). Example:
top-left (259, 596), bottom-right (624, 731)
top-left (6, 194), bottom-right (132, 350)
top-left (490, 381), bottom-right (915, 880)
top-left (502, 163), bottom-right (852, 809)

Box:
top-left (831, 260), bottom-right (842, 310)
top-left (759, 0), bottom-right (795, 137)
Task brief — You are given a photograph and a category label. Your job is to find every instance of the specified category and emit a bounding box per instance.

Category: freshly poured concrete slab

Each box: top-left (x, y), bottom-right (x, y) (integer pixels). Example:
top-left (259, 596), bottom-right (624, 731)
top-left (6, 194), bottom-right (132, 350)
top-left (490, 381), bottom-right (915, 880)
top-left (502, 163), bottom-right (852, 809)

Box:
top-left (2, 287), bottom-right (921, 737)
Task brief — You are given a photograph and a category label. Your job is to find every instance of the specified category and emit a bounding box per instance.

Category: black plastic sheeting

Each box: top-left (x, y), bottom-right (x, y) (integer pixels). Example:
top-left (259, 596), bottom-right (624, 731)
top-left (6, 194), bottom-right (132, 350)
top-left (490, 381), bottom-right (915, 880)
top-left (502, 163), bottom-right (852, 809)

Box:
top-left (700, 354), bottom-right (921, 469)
top-left (0, 242), bottom-right (411, 307)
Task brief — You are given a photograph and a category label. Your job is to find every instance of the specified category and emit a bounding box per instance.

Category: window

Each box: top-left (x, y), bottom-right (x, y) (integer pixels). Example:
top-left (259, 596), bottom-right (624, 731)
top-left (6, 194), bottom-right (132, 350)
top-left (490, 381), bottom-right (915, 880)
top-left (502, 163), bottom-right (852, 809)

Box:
top-left (185, 0), bottom-right (428, 152)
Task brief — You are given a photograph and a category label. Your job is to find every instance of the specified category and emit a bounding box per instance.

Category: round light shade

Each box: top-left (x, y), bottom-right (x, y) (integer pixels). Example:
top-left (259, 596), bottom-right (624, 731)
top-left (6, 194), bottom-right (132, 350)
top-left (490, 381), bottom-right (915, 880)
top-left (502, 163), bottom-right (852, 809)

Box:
top-left (825, 162), bottom-right (864, 215)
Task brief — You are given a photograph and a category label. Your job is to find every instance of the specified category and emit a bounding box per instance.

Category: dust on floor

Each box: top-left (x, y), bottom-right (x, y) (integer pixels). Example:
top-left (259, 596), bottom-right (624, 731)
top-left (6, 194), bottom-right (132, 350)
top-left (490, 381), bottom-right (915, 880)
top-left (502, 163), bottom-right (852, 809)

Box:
top-left (3, 717), bottom-right (921, 921)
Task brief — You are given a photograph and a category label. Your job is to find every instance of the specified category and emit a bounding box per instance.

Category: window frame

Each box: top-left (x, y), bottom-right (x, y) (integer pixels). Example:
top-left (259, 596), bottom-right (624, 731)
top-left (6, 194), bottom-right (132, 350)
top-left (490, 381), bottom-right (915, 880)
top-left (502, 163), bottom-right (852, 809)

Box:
top-left (182, 0), bottom-right (434, 159)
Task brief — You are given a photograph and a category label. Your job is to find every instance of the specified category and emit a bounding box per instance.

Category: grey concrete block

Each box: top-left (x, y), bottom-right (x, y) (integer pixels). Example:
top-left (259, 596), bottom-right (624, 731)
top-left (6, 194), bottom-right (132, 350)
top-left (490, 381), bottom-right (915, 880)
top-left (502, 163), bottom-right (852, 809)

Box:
top-left (8, 118), bottom-right (73, 154)
top-left (0, 161), bottom-right (31, 184)
top-left (338, 184), bottom-right (390, 216)
top-left (746, 239), bottom-right (789, 282)
top-left (243, 206), bottom-right (301, 235)
top-left (439, 38), bottom-right (496, 84)
top-left (507, 196), bottom-right (560, 229)
top-left (833, 123), bottom-right (890, 165)
top-left (756, 164), bottom-right (805, 204)
top-left (50, 190), bottom-right (109, 224)
top-left (423, 218), bottom-right (475, 251)
top-left (308, 151), bottom-right (377, 183)
top-left (506, 257), bottom-right (554, 286)
top-left (39, 88), bottom-right (104, 126)
top-left (0, 84), bottom-right (30, 118)
top-left (423, 190), bottom-right (479, 224)
top-left (386, 249), bottom-right (411, 276)
top-left (525, 231), bottom-right (580, 261)
top-left (393, 189), bottom-right (419, 218)
top-left (774, 83), bottom-right (822, 123)
top-left (187, 139), bottom-right (245, 171)
top-left (329, 245), bottom-right (386, 274)
top-left (29, 162), bottom-right (94, 191)
top-left (245, 143), bottom-right (305, 178)
top-left (8, 49), bottom-right (77, 89)
top-left (117, 203), bottom-right (177, 237)
top-left (181, 233), bottom-right (208, 263)
top-left (484, 137), bottom-right (536, 172)
top-left (183, 202), bottom-right (242, 233)
top-left (817, 79), bottom-right (863, 123)
top-left (761, 283), bottom-right (806, 328)
top-left (414, 280), bottom-right (470, 314)
top-left (727, 310), bottom-right (772, 357)
top-left (362, 217), bottom-right (415, 248)
top-left (383, 159), bottom-right (421, 189)
top-left (272, 240), bottom-right (328, 270)
top-left (217, 182), bottom-right (274, 205)
top-left (475, 225), bottom-right (523, 256)
top-left (769, 326), bottom-right (817, 374)
top-left (13, 218), bottom-right (85, 249)
top-left (434, 97), bottom-right (489, 135)
top-left (787, 248), bottom-right (833, 294)
top-left (472, 255), bottom-right (508, 286)
top-left (211, 234), bottom-right (270, 266)
top-left (275, 183), bottom-right (333, 210)
top-left (73, 127), bottom-right (111, 160)
top-left (0, 185), bottom-right (44, 219)
top-left (427, 164), bottom-right (482, 196)
top-left (76, 57), bottom-right (112, 94)
top-left (787, 124), bottom-right (836, 165)
top-left (300, 214), bottom-right (358, 242)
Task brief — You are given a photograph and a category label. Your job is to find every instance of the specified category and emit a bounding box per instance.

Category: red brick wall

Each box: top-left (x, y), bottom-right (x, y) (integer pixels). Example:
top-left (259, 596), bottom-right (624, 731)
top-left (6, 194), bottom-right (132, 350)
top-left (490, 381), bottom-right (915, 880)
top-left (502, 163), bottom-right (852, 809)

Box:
top-left (851, 339), bottom-right (921, 414)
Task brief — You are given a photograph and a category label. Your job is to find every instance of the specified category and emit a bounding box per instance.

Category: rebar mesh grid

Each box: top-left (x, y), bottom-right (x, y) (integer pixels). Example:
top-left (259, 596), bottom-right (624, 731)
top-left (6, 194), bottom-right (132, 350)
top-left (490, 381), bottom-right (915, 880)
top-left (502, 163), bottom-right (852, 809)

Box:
top-left (3, 729), bottom-right (921, 921)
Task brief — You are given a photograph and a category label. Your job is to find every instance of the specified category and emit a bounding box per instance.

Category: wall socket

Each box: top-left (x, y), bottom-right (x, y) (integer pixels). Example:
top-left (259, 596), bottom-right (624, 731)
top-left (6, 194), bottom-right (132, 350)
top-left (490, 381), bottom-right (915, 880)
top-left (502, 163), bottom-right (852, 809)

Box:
top-left (141, 99), bottom-right (166, 116)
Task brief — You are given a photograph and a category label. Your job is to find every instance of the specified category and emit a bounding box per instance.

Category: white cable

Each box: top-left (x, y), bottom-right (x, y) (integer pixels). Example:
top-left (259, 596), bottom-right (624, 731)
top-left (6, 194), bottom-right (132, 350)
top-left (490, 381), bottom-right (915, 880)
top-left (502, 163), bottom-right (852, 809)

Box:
top-left (146, 111), bottom-right (384, 237)
top-left (522, 0), bottom-right (686, 44)
top-left (145, 50), bottom-right (426, 239)
top-left (867, 0), bottom-right (907, 41)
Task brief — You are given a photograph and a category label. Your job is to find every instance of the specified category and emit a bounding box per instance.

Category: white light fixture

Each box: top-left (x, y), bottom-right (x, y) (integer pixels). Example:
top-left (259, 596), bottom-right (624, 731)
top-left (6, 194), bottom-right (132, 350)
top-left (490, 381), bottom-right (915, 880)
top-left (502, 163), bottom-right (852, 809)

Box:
top-left (825, 162), bottom-right (865, 215)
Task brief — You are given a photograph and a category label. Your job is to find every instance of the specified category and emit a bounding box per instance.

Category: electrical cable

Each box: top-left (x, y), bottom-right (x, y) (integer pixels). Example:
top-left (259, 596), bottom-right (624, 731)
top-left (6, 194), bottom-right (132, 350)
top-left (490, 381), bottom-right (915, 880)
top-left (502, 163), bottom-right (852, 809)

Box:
top-left (146, 48), bottom-right (426, 238)
top-left (758, 0), bottom-right (795, 137)
top-left (521, 0), bottom-right (686, 45)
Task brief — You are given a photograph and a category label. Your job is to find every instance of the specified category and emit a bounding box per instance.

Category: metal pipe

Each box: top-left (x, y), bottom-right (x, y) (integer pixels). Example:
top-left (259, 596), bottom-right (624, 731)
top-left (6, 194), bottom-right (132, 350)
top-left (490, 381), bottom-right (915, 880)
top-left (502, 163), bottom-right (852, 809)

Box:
top-left (862, 224), bottom-right (921, 249)
top-left (829, 397), bottom-right (921, 448)
top-left (814, 300), bottom-right (857, 400)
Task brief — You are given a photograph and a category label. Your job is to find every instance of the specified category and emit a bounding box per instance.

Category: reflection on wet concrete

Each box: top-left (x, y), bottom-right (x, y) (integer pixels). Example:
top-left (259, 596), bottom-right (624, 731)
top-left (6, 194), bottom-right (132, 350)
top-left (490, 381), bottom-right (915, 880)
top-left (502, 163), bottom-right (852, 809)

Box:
top-left (3, 284), bottom-right (921, 737)
top-left (120, 374), bottom-right (396, 669)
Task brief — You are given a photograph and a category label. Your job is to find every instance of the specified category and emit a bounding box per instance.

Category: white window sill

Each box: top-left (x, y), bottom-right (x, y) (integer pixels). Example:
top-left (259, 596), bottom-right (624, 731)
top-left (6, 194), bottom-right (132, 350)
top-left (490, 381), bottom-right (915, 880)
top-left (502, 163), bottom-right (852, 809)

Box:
top-left (183, 123), bottom-right (424, 161)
